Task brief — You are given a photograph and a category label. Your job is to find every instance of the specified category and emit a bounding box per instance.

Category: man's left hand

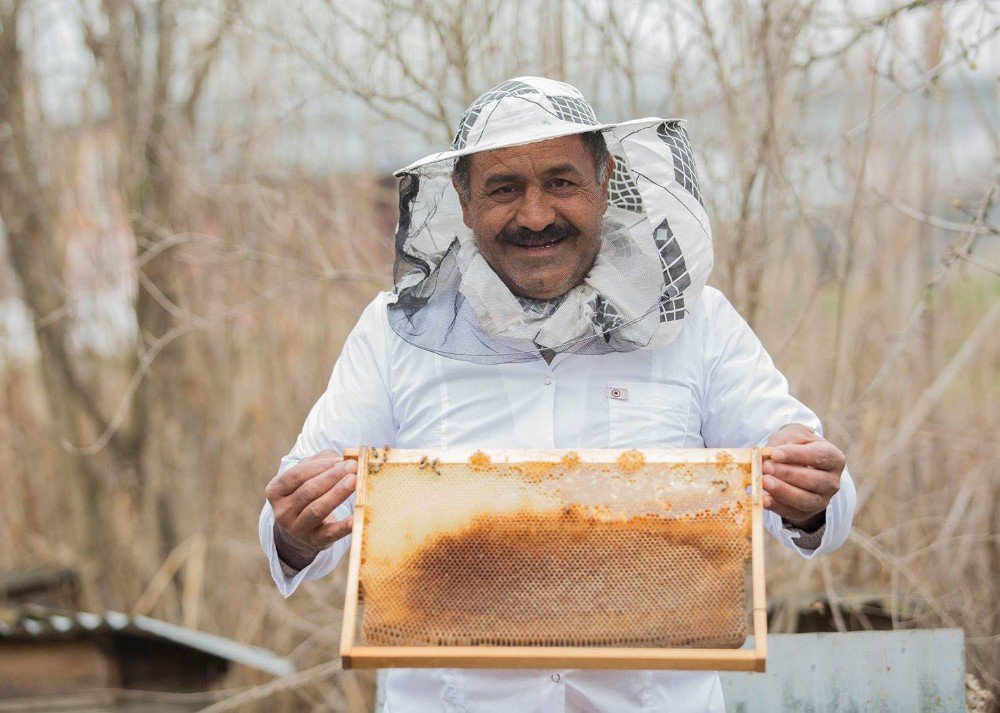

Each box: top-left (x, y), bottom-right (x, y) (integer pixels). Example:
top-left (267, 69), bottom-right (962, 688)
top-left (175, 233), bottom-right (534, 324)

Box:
top-left (762, 423), bottom-right (845, 530)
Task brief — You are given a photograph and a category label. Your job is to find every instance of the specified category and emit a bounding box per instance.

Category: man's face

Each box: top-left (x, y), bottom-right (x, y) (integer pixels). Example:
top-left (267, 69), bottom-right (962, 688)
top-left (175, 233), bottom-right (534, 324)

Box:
top-left (455, 135), bottom-right (613, 300)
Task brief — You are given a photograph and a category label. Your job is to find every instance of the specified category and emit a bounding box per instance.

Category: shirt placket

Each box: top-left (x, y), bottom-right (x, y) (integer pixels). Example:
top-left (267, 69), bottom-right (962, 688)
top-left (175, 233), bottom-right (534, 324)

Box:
top-left (536, 670), bottom-right (566, 712)
top-left (537, 364), bottom-right (556, 448)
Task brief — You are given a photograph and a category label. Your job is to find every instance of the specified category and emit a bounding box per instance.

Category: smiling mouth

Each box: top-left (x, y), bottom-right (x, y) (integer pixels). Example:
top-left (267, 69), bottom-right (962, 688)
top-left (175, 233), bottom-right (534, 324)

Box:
top-left (501, 223), bottom-right (576, 251)
top-left (508, 235), bottom-right (568, 250)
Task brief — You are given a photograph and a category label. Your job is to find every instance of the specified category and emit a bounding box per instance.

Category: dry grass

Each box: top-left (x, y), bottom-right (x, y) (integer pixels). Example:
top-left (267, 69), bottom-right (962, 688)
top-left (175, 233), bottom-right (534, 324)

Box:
top-left (1, 1), bottom-right (998, 710)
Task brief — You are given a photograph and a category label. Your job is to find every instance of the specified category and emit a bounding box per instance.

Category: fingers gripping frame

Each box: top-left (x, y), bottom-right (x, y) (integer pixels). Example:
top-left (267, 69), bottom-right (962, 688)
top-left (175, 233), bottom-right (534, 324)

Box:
top-left (340, 448), bottom-right (768, 672)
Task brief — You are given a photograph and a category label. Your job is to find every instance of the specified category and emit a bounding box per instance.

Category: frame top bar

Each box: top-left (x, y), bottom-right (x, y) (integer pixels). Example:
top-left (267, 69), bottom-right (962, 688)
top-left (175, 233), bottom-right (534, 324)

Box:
top-left (343, 447), bottom-right (769, 464)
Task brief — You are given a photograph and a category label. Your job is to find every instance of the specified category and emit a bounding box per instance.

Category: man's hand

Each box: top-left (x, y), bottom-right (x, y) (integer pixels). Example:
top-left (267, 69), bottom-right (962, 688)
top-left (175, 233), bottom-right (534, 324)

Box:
top-left (762, 424), bottom-right (845, 531)
top-left (265, 449), bottom-right (357, 570)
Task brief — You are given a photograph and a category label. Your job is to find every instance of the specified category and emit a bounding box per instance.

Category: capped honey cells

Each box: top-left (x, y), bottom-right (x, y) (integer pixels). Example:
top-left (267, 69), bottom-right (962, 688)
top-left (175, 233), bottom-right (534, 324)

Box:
top-left (358, 451), bottom-right (753, 648)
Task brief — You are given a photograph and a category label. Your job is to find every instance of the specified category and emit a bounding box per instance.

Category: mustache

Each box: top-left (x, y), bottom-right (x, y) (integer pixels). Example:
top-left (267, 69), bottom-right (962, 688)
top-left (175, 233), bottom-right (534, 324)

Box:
top-left (498, 222), bottom-right (578, 247)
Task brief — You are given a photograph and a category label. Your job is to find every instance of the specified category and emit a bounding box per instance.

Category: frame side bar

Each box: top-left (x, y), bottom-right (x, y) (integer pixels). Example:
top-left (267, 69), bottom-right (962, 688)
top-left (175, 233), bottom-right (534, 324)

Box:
top-left (340, 446), bottom-right (370, 668)
top-left (750, 447), bottom-right (768, 672)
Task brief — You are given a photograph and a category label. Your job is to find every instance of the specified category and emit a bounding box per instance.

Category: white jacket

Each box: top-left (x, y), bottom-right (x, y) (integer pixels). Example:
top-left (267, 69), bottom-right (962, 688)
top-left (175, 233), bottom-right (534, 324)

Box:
top-left (259, 286), bottom-right (856, 713)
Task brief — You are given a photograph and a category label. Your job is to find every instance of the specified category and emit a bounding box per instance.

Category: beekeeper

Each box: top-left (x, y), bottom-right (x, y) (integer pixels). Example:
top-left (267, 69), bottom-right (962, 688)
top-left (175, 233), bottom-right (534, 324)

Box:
top-left (259, 77), bottom-right (856, 712)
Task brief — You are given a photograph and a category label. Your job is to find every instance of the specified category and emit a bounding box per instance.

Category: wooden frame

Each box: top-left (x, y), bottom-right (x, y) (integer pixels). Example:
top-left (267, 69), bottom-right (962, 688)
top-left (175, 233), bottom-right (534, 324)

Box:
top-left (340, 448), bottom-right (768, 672)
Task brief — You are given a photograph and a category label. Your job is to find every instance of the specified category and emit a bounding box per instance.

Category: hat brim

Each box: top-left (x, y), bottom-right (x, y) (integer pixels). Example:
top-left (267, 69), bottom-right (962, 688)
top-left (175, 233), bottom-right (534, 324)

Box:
top-left (393, 117), bottom-right (675, 176)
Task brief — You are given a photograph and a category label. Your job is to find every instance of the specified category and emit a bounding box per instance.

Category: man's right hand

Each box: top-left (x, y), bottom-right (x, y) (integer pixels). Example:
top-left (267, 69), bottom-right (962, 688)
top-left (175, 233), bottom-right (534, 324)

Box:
top-left (265, 449), bottom-right (357, 570)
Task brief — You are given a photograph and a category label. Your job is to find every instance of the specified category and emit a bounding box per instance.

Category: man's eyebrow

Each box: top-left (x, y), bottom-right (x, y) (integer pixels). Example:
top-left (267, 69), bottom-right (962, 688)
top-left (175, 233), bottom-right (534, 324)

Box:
top-left (542, 163), bottom-right (582, 176)
top-left (482, 172), bottom-right (523, 188)
top-left (481, 163), bottom-right (583, 188)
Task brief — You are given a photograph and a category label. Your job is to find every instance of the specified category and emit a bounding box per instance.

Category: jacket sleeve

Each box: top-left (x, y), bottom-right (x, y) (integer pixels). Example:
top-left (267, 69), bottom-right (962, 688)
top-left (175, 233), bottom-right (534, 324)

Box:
top-left (258, 293), bottom-right (397, 597)
top-left (698, 288), bottom-right (856, 558)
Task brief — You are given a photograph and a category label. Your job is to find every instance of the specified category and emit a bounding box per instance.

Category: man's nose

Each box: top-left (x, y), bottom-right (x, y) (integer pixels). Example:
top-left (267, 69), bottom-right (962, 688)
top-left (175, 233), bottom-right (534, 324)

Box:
top-left (516, 184), bottom-right (556, 231)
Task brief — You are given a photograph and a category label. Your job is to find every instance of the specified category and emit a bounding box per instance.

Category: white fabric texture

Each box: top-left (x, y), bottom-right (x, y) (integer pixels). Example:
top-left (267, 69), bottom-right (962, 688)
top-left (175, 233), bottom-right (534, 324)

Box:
top-left (453, 215), bottom-right (663, 349)
top-left (394, 77), bottom-right (651, 172)
top-left (258, 286), bottom-right (857, 713)
top-left (387, 76), bottom-right (714, 362)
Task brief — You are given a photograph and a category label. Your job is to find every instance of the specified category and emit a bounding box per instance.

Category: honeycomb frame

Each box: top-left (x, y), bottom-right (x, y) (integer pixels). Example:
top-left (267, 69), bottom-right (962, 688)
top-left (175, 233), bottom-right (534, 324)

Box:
top-left (339, 447), bottom-right (768, 672)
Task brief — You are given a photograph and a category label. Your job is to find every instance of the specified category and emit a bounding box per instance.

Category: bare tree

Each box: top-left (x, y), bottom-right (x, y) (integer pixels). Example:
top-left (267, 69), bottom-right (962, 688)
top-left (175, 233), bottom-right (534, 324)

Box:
top-left (1, 0), bottom-right (998, 707)
top-left (0, 0), bottom-right (236, 602)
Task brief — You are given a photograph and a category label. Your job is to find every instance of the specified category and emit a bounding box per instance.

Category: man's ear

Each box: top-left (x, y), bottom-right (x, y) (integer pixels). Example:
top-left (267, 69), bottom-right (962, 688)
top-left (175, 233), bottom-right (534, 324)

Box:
top-left (599, 154), bottom-right (615, 210)
top-left (452, 176), bottom-right (474, 230)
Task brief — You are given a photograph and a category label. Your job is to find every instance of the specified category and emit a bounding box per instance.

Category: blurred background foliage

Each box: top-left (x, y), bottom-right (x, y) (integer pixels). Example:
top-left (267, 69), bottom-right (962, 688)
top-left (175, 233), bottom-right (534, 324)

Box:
top-left (0, 0), bottom-right (997, 709)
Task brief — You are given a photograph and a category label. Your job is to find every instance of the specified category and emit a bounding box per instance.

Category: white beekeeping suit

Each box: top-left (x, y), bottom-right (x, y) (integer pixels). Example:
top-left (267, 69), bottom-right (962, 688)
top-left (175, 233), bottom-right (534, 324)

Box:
top-left (260, 77), bottom-right (856, 713)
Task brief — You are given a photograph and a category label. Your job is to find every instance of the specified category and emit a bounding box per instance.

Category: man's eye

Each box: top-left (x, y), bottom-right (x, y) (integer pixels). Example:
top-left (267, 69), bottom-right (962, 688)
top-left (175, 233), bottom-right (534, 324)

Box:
top-left (549, 178), bottom-right (572, 189)
top-left (491, 185), bottom-right (517, 196)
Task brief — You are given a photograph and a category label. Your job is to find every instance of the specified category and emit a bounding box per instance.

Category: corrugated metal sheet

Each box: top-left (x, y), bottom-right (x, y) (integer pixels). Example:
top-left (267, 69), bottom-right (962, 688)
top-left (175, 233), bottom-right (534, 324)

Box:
top-left (0, 605), bottom-right (294, 678)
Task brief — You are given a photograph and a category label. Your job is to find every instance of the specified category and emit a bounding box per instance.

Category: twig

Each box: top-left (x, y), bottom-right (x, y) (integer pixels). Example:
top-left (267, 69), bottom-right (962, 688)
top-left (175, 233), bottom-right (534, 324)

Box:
top-left (873, 297), bottom-right (1000, 471)
top-left (959, 253), bottom-right (1000, 278)
top-left (857, 174), bottom-right (997, 403)
top-left (814, 22), bottom-right (1000, 168)
top-left (848, 528), bottom-right (994, 685)
top-left (874, 189), bottom-right (999, 237)
top-left (796, 0), bottom-right (938, 69)
top-left (182, 535), bottom-right (206, 630)
top-left (820, 557), bottom-right (848, 632)
top-left (132, 535), bottom-right (203, 617)
top-left (196, 660), bottom-right (343, 713)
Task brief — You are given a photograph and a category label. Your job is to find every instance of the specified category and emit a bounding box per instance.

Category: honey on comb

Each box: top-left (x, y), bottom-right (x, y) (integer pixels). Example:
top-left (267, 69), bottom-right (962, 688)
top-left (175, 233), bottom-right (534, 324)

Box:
top-left (560, 451), bottom-right (581, 469)
top-left (616, 449), bottom-right (645, 473)
top-left (468, 450), bottom-right (491, 470)
top-left (361, 505), bottom-right (750, 648)
top-left (509, 461), bottom-right (557, 483)
top-left (358, 452), bottom-right (754, 649)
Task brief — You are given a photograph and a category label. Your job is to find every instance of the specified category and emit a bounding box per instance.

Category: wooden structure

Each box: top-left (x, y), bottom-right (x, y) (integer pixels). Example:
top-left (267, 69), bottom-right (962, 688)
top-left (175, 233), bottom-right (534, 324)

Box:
top-left (340, 447), bottom-right (768, 672)
top-left (0, 604), bottom-right (293, 709)
top-left (0, 569), bottom-right (80, 610)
